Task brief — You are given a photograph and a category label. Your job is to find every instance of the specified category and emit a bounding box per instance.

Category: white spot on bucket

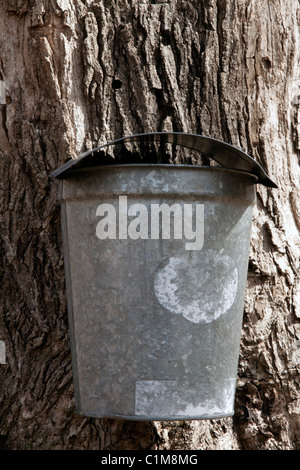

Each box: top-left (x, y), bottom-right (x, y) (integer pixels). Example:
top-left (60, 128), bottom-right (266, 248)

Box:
top-left (135, 378), bottom-right (236, 417)
top-left (154, 249), bottom-right (238, 324)
top-left (141, 171), bottom-right (165, 188)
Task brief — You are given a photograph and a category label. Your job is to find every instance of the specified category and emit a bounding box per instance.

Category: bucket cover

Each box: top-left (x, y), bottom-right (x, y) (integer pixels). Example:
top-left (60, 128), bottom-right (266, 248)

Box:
top-left (51, 132), bottom-right (277, 188)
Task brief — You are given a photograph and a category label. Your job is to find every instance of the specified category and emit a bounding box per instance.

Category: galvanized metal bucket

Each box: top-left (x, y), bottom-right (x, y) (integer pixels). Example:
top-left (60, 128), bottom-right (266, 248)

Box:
top-left (52, 132), bottom-right (276, 420)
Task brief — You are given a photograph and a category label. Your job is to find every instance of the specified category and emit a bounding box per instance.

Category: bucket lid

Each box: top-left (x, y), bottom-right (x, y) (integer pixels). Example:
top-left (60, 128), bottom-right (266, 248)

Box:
top-left (50, 132), bottom-right (277, 188)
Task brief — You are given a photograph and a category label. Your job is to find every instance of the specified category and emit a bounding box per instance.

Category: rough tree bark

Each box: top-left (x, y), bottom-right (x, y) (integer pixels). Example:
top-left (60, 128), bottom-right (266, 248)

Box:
top-left (0, 0), bottom-right (299, 450)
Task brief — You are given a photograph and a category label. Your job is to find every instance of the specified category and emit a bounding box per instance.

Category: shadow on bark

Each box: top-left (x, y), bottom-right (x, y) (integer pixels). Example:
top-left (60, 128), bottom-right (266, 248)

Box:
top-left (93, 418), bottom-right (160, 450)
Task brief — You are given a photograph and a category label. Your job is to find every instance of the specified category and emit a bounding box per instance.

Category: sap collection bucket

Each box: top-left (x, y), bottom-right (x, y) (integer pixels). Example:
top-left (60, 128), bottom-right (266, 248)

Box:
top-left (51, 132), bottom-right (276, 420)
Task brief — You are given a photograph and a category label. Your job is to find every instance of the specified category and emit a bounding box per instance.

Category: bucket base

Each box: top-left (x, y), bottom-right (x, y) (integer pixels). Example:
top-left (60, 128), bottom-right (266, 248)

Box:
top-left (76, 408), bottom-right (234, 421)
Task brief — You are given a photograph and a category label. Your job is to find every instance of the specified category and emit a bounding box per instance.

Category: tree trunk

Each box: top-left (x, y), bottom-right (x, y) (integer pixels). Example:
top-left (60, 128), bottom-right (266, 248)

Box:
top-left (0, 0), bottom-right (299, 450)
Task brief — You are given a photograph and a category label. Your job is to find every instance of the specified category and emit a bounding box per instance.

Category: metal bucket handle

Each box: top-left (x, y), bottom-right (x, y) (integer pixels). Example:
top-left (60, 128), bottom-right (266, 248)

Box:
top-left (51, 132), bottom-right (277, 188)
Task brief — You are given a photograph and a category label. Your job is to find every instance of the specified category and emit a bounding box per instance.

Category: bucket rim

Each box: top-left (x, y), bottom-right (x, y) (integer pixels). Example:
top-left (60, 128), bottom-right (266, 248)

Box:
top-left (56, 163), bottom-right (259, 183)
